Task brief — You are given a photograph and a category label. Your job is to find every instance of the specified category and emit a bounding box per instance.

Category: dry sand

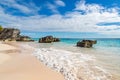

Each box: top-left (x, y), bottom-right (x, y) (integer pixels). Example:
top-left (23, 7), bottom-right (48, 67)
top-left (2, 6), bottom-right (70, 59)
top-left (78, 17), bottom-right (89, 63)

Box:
top-left (0, 53), bottom-right (11, 64)
top-left (0, 43), bottom-right (17, 51)
top-left (0, 42), bottom-right (65, 80)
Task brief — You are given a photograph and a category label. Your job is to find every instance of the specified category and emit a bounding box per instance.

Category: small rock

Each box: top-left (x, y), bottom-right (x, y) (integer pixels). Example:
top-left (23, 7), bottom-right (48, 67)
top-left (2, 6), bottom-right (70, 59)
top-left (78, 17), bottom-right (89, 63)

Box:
top-left (16, 35), bottom-right (34, 42)
top-left (76, 40), bottom-right (97, 48)
top-left (39, 36), bottom-right (60, 43)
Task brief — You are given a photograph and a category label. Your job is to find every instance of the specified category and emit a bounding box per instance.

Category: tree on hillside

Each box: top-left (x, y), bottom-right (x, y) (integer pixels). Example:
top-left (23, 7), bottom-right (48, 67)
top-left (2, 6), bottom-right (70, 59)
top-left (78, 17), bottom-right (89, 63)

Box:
top-left (0, 25), bottom-right (3, 31)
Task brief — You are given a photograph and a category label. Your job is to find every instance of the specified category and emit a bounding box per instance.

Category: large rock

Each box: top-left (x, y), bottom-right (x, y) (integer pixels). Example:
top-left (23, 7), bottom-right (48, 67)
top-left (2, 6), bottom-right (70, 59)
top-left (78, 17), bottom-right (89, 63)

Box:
top-left (0, 28), bottom-right (34, 42)
top-left (76, 40), bottom-right (97, 48)
top-left (39, 36), bottom-right (60, 43)
top-left (0, 28), bottom-right (20, 41)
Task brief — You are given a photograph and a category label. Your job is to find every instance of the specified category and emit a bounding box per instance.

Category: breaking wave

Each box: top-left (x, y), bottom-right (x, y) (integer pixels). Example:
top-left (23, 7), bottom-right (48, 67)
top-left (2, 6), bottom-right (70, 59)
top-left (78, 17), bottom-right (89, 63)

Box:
top-left (33, 48), bottom-right (112, 80)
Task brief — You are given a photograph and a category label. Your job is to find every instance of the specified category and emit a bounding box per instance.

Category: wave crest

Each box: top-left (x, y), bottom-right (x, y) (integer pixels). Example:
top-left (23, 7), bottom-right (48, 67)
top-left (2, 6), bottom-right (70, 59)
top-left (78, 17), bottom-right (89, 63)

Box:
top-left (33, 48), bottom-right (112, 80)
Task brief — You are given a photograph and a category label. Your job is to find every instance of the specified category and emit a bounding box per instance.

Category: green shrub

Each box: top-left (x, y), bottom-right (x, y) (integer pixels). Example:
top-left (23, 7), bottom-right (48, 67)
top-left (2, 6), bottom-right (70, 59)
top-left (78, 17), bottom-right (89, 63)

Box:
top-left (0, 25), bottom-right (3, 31)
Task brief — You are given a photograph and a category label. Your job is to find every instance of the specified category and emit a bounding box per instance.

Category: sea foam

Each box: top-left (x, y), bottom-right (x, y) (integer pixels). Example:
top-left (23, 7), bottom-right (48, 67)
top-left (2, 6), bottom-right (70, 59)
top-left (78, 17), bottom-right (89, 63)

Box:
top-left (33, 48), bottom-right (112, 80)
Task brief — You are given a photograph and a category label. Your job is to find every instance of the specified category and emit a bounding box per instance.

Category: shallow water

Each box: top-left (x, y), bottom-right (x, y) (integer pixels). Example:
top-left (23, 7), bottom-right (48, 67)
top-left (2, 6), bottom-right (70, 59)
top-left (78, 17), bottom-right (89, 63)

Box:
top-left (53, 43), bottom-right (120, 80)
top-left (28, 38), bottom-right (120, 80)
top-left (33, 48), bottom-right (112, 80)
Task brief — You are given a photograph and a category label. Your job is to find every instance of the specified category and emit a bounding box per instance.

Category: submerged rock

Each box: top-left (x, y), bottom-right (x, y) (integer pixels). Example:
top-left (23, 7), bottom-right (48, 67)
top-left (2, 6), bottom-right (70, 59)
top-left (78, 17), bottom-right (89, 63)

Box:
top-left (39, 36), bottom-right (60, 43)
top-left (76, 40), bottom-right (97, 48)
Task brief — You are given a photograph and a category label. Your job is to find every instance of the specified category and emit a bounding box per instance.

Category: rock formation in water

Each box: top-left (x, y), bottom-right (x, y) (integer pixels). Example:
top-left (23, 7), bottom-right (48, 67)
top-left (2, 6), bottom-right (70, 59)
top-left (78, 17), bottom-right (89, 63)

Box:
top-left (16, 35), bottom-right (34, 42)
top-left (76, 40), bottom-right (97, 48)
top-left (39, 36), bottom-right (60, 43)
top-left (0, 28), bottom-right (34, 42)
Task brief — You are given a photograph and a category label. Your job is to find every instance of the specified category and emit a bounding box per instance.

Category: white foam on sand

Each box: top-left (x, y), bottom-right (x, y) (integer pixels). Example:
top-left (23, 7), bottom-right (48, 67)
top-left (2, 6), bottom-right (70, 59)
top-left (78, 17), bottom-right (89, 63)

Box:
top-left (33, 48), bottom-right (112, 80)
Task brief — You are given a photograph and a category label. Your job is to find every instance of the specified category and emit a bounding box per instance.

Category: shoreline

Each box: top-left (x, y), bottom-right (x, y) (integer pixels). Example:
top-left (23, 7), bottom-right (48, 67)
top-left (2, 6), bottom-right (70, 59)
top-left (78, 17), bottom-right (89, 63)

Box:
top-left (0, 42), bottom-right (65, 80)
top-left (33, 47), bottom-right (113, 80)
top-left (34, 41), bottom-right (120, 80)
top-left (0, 41), bottom-right (119, 80)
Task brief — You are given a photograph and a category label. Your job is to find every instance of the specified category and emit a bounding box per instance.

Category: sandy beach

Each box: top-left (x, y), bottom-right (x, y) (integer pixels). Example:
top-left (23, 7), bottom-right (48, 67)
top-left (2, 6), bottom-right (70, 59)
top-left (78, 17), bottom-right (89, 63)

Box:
top-left (0, 42), bottom-right (65, 80)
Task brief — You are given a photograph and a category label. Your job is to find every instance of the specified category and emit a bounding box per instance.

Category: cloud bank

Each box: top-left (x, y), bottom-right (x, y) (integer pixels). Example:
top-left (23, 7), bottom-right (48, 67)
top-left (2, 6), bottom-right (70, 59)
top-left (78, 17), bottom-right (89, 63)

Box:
top-left (0, 0), bottom-right (120, 35)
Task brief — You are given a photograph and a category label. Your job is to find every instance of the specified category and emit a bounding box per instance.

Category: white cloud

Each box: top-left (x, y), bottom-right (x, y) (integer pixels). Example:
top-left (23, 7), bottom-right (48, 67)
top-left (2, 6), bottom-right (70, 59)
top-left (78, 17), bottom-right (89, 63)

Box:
top-left (0, 0), bottom-right (120, 36)
top-left (47, 0), bottom-right (65, 13)
top-left (73, 0), bottom-right (120, 33)
top-left (55, 0), bottom-right (65, 7)
top-left (0, 0), bottom-right (40, 14)
top-left (75, 0), bottom-right (104, 13)
top-left (47, 3), bottom-right (59, 13)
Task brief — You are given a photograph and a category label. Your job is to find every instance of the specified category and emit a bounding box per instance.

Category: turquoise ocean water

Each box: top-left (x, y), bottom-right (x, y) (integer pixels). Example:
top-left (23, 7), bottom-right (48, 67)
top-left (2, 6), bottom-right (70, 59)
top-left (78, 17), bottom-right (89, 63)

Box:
top-left (33, 38), bottom-right (120, 50)
top-left (32, 38), bottom-right (120, 79)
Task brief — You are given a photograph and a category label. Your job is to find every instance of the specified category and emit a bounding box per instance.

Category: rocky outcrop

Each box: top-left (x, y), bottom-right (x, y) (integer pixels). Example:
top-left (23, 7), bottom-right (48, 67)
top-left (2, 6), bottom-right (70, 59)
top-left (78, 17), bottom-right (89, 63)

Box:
top-left (0, 28), bottom-right (34, 42)
top-left (0, 28), bottom-right (20, 41)
top-left (39, 36), bottom-right (60, 43)
top-left (16, 35), bottom-right (34, 42)
top-left (76, 40), bottom-right (97, 48)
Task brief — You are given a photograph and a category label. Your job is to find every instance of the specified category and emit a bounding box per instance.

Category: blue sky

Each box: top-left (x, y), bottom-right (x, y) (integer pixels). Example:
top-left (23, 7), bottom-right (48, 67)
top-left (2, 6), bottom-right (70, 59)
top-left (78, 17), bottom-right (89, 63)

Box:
top-left (0, 0), bottom-right (120, 38)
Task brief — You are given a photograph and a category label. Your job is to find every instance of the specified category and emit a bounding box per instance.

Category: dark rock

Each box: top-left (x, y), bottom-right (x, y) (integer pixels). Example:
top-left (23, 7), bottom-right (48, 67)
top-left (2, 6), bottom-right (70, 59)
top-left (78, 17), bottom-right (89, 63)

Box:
top-left (16, 35), bottom-right (34, 42)
top-left (0, 28), bottom-right (20, 41)
top-left (0, 28), bottom-right (34, 42)
top-left (76, 40), bottom-right (97, 48)
top-left (39, 36), bottom-right (60, 43)
top-left (53, 38), bottom-right (60, 42)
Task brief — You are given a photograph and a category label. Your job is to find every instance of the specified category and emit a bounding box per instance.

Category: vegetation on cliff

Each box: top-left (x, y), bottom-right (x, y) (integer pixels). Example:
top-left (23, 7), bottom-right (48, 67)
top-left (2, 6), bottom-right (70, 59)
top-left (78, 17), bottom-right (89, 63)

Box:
top-left (0, 25), bottom-right (3, 31)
